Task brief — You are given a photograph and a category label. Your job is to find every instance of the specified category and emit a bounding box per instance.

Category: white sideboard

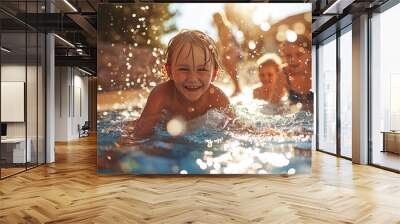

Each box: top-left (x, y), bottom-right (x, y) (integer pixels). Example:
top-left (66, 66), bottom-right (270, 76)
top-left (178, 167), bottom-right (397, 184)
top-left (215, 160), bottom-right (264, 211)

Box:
top-left (1, 138), bottom-right (32, 163)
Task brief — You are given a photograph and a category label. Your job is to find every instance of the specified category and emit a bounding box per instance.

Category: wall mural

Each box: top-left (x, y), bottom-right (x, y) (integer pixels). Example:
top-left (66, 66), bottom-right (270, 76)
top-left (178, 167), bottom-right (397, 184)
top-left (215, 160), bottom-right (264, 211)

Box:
top-left (97, 3), bottom-right (313, 175)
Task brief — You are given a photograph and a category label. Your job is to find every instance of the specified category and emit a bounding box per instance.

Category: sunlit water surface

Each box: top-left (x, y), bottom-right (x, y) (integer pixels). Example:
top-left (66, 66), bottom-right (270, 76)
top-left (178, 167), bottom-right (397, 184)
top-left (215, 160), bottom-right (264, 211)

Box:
top-left (97, 95), bottom-right (312, 175)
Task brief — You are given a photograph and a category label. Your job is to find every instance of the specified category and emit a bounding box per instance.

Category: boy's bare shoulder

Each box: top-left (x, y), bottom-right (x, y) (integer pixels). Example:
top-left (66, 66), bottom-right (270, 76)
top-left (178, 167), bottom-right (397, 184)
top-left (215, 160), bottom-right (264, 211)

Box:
top-left (209, 84), bottom-right (230, 108)
top-left (144, 80), bottom-right (174, 110)
top-left (150, 80), bottom-right (174, 96)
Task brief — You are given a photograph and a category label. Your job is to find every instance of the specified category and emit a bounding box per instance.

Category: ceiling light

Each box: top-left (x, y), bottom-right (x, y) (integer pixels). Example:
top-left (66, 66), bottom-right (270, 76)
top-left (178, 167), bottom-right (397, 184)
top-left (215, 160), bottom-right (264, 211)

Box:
top-left (323, 0), bottom-right (355, 15)
top-left (78, 67), bottom-right (93, 76)
top-left (63, 0), bottom-right (78, 12)
top-left (1, 47), bottom-right (11, 53)
top-left (54, 34), bottom-right (75, 48)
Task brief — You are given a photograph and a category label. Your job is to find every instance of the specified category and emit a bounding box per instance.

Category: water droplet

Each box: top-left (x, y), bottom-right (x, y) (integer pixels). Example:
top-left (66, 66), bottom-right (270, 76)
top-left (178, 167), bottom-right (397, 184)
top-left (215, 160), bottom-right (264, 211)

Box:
top-left (248, 40), bottom-right (256, 50)
top-left (167, 117), bottom-right (187, 136)
top-left (286, 30), bottom-right (297, 42)
top-left (260, 22), bottom-right (270, 31)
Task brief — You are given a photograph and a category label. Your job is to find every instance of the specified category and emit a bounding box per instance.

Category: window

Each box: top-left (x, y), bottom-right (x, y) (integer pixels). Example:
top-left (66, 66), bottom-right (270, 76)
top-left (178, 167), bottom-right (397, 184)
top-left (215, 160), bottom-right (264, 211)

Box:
top-left (317, 36), bottom-right (337, 154)
top-left (339, 28), bottom-right (352, 158)
top-left (371, 3), bottom-right (400, 171)
top-left (0, 1), bottom-right (46, 179)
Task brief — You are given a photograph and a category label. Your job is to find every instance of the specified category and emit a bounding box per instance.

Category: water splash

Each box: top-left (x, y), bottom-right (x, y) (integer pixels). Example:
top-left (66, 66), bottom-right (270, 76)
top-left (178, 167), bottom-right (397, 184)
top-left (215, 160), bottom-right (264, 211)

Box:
top-left (98, 96), bottom-right (312, 174)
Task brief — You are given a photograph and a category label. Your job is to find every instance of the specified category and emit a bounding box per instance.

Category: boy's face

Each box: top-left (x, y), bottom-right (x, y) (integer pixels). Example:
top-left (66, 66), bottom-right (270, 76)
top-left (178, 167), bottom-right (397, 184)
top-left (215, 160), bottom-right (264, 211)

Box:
top-left (168, 43), bottom-right (216, 102)
top-left (259, 64), bottom-right (278, 86)
top-left (280, 44), bottom-right (311, 94)
top-left (280, 44), bottom-right (309, 73)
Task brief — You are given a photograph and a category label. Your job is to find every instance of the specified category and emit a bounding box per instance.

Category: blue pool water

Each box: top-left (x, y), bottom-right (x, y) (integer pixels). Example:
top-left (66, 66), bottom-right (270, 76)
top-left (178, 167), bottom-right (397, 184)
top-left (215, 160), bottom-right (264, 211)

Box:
top-left (97, 100), bottom-right (312, 175)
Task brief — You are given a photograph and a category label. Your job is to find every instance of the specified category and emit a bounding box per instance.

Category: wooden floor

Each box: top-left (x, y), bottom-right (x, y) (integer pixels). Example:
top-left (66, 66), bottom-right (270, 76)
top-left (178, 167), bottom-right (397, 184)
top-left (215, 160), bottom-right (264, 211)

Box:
top-left (1, 136), bottom-right (400, 224)
top-left (1, 167), bottom-right (26, 178)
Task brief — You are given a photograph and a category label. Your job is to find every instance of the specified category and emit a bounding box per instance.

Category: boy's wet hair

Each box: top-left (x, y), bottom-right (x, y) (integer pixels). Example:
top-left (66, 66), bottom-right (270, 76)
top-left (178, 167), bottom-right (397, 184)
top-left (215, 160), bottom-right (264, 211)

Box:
top-left (279, 34), bottom-right (311, 53)
top-left (165, 29), bottom-right (221, 72)
top-left (257, 53), bottom-right (282, 70)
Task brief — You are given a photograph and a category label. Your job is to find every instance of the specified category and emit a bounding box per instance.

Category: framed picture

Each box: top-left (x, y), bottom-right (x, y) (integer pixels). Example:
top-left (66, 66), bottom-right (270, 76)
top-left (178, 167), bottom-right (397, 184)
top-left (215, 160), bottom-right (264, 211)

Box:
top-left (97, 3), bottom-right (312, 175)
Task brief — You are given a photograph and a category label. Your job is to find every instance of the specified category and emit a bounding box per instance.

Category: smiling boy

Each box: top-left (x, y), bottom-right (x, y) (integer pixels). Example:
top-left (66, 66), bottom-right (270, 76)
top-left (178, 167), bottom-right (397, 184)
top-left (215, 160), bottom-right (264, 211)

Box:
top-left (134, 30), bottom-right (230, 138)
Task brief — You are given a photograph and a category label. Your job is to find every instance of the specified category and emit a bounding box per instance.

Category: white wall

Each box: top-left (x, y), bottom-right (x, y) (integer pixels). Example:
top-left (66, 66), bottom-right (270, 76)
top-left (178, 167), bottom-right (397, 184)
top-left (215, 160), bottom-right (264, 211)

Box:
top-left (72, 73), bottom-right (89, 138)
top-left (1, 65), bottom-right (27, 138)
top-left (55, 67), bottom-right (89, 141)
top-left (55, 66), bottom-right (69, 141)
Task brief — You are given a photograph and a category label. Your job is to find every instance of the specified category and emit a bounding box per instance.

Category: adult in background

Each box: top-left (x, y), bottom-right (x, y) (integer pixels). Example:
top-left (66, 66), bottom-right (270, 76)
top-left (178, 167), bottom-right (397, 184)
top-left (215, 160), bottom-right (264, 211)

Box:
top-left (279, 35), bottom-right (313, 112)
top-left (213, 12), bottom-right (242, 96)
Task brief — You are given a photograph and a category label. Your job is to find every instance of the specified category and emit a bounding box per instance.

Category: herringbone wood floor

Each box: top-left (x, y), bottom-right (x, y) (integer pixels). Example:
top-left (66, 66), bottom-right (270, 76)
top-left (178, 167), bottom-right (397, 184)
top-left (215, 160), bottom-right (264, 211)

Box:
top-left (1, 136), bottom-right (400, 224)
